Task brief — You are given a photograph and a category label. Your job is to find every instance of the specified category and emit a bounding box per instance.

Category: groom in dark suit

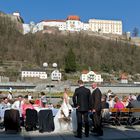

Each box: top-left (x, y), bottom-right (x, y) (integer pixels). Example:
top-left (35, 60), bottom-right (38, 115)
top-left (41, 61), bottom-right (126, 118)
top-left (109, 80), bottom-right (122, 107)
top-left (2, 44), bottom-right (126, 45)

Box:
top-left (73, 80), bottom-right (92, 138)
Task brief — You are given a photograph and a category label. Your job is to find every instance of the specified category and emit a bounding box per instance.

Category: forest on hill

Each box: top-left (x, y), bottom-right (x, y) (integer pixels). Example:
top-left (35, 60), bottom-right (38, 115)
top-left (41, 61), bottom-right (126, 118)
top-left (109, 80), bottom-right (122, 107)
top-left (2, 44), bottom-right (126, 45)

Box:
top-left (0, 15), bottom-right (140, 78)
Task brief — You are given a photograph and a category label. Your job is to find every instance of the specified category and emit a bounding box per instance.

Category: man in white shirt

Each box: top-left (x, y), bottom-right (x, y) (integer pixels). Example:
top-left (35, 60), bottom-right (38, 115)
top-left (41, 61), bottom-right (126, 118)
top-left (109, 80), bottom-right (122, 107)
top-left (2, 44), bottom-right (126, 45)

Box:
top-left (11, 95), bottom-right (24, 126)
top-left (0, 97), bottom-right (11, 122)
top-left (11, 95), bottom-right (23, 115)
top-left (7, 92), bottom-right (13, 100)
top-left (107, 95), bottom-right (115, 108)
top-left (0, 97), bottom-right (11, 109)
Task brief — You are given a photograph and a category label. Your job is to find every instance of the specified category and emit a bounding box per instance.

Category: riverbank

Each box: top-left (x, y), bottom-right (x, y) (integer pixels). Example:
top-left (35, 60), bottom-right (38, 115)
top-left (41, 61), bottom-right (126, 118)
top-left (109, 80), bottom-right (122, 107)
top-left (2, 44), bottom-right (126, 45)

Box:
top-left (0, 82), bottom-right (140, 97)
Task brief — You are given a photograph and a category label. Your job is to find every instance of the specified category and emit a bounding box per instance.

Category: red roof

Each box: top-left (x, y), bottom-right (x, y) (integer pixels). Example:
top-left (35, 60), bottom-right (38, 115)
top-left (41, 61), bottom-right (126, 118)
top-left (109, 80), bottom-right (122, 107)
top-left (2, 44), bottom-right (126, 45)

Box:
top-left (82, 70), bottom-right (97, 74)
top-left (82, 70), bottom-right (89, 74)
top-left (121, 74), bottom-right (128, 79)
top-left (43, 20), bottom-right (66, 22)
top-left (67, 15), bottom-right (80, 21)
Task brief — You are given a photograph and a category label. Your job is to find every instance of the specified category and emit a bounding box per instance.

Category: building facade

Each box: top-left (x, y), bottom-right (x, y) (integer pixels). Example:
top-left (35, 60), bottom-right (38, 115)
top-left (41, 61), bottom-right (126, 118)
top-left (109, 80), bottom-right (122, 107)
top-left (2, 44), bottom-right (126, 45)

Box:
top-left (23, 24), bottom-right (31, 34)
top-left (80, 70), bottom-right (103, 83)
top-left (33, 20), bottom-right (66, 33)
top-left (89, 19), bottom-right (122, 35)
top-left (21, 70), bottom-right (47, 80)
top-left (51, 70), bottom-right (62, 81)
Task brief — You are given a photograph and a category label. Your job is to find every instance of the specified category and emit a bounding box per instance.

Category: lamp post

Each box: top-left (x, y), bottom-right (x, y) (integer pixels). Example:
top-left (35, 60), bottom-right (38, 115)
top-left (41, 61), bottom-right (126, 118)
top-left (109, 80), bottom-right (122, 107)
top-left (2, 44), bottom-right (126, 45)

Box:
top-left (43, 62), bottom-right (57, 104)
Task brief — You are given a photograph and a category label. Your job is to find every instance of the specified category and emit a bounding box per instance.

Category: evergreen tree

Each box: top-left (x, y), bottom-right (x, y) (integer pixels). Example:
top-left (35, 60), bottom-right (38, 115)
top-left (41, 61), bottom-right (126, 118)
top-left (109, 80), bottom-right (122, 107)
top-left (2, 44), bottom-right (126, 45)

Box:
top-left (65, 47), bottom-right (76, 73)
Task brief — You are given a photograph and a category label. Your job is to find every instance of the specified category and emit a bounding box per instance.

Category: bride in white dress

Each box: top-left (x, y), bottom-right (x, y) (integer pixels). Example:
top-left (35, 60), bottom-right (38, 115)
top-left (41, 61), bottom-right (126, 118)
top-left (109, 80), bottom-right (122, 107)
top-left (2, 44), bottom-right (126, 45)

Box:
top-left (54, 88), bottom-right (75, 132)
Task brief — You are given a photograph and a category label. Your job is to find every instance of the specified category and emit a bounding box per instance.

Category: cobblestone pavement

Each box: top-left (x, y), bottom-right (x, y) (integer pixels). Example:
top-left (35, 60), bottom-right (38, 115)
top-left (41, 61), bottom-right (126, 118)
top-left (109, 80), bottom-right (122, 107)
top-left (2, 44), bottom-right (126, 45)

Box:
top-left (0, 125), bottom-right (140, 140)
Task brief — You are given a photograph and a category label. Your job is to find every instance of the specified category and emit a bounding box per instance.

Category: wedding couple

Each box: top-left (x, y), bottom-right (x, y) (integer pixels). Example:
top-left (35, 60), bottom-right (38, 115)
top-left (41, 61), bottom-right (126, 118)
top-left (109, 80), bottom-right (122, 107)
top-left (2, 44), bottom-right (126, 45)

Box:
top-left (54, 81), bottom-right (90, 134)
top-left (54, 80), bottom-right (103, 138)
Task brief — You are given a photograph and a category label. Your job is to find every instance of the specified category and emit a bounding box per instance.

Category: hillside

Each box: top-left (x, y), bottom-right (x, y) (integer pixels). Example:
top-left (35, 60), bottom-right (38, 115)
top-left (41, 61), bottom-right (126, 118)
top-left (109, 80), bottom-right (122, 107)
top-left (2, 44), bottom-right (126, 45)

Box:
top-left (0, 14), bottom-right (140, 81)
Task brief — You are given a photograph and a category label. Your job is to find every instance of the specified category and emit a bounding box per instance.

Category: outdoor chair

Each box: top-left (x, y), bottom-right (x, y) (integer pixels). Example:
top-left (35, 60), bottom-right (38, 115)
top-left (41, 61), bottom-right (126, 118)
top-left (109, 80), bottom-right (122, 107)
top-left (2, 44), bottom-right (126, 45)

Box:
top-left (109, 108), bottom-right (120, 126)
top-left (25, 109), bottom-right (38, 131)
top-left (119, 108), bottom-right (130, 125)
top-left (4, 109), bottom-right (21, 133)
top-left (129, 108), bottom-right (140, 125)
top-left (38, 109), bottom-right (54, 133)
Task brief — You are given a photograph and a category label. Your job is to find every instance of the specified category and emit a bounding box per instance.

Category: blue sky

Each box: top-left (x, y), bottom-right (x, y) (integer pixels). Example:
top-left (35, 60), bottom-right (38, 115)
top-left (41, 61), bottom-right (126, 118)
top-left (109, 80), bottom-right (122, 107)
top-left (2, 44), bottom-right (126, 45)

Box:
top-left (0, 0), bottom-right (140, 34)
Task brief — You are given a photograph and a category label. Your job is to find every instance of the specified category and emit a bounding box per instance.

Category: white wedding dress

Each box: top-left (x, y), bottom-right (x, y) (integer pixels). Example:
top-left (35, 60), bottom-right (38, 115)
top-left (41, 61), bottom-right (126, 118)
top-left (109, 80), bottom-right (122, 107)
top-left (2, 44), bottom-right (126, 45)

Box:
top-left (54, 96), bottom-right (77, 132)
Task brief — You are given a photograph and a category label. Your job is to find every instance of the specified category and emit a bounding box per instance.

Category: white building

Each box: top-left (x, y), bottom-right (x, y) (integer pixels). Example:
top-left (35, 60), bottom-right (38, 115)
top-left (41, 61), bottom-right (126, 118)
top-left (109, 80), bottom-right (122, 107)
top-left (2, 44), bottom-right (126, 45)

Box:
top-left (23, 24), bottom-right (31, 34)
top-left (23, 15), bottom-right (89, 33)
top-left (33, 20), bottom-right (66, 33)
top-left (82, 23), bottom-right (90, 31)
top-left (13, 12), bottom-right (20, 17)
top-left (22, 15), bottom-right (123, 35)
top-left (80, 70), bottom-right (103, 83)
top-left (23, 22), bottom-right (36, 34)
top-left (65, 16), bottom-right (82, 32)
top-left (89, 19), bottom-right (122, 35)
top-left (21, 70), bottom-right (47, 80)
top-left (51, 70), bottom-right (62, 81)
top-left (32, 15), bottom-right (83, 33)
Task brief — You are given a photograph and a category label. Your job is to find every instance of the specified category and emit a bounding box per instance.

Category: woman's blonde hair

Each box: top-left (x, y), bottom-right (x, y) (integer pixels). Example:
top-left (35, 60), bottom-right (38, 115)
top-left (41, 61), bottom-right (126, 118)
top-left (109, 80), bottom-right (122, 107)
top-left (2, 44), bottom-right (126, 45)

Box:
top-left (24, 99), bottom-right (30, 104)
top-left (114, 96), bottom-right (119, 102)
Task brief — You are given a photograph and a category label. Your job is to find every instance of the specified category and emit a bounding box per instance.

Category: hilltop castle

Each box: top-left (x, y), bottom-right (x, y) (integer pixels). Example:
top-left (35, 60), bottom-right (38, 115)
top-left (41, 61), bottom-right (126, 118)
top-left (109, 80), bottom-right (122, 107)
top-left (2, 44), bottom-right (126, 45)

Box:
top-left (22, 14), bottom-right (122, 35)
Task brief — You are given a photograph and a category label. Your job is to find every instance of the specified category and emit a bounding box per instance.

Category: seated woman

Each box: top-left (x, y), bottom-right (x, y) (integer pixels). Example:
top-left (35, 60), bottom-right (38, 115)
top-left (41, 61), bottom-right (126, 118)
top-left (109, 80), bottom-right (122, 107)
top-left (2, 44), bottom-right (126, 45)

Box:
top-left (34, 99), bottom-right (41, 107)
top-left (101, 94), bottom-right (110, 121)
top-left (114, 96), bottom-right (125, 111)
top-left (121, 95), bottom-right (131, 108)
top-left (21, 95), bottom-right (34, 120)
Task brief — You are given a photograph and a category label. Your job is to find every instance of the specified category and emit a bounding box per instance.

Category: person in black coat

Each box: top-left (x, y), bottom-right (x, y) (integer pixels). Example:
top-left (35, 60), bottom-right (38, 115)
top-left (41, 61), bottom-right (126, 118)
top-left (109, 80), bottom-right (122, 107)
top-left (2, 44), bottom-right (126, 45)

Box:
top-left (91, 83), bottom-right (103, 136)
top-left (73, 80), bottom-right (92, 138)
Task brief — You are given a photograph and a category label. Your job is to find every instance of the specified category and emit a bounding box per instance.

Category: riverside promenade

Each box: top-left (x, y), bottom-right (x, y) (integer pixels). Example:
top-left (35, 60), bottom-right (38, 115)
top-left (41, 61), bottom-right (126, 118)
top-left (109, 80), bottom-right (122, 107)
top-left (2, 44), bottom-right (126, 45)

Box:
top-left (1, 82), bottom-right (140, 95)
top-left (0, 125), bottom-right (140, 140)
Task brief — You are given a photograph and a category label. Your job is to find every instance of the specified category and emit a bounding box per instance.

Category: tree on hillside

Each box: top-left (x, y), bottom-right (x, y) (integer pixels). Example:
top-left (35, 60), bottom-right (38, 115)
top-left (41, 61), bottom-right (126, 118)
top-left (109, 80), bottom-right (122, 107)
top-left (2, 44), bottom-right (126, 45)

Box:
top-left (64, 47), bottom-right (76, 73)
top-left (132, 27), bottom-right (139, 37)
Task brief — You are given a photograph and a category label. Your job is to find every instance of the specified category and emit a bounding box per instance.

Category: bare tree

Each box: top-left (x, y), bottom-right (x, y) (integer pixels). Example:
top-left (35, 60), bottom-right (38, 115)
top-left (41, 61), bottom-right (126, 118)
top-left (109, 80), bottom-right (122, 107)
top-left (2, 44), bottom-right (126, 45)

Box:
top-left (132, 27), bottom-right (139, 37)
